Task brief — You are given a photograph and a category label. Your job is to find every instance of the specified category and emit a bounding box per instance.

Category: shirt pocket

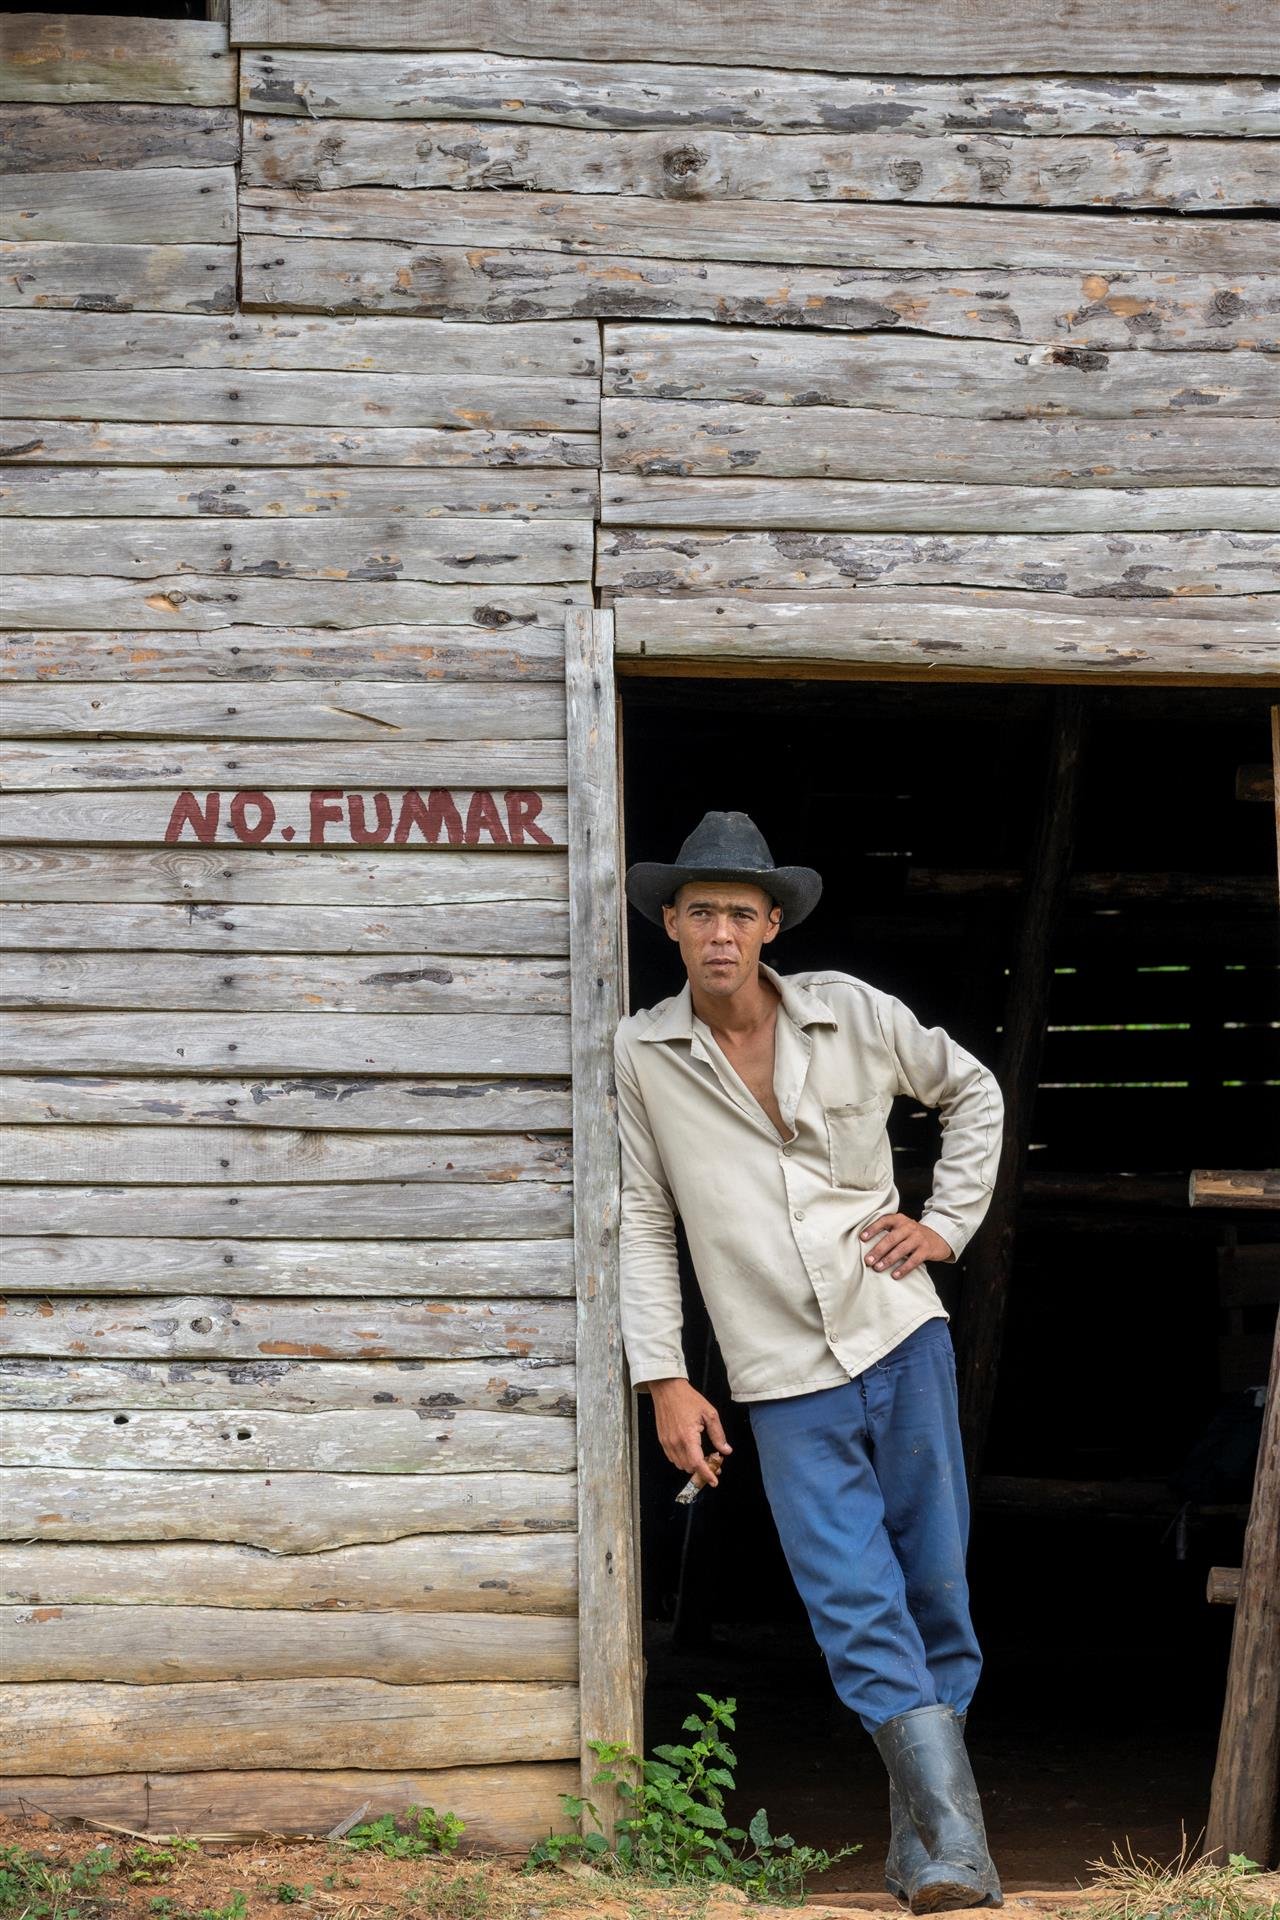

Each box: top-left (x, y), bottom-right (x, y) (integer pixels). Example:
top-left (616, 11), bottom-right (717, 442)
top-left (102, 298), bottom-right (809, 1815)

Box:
top-left (825, 1097), bottom-right (891, 1190)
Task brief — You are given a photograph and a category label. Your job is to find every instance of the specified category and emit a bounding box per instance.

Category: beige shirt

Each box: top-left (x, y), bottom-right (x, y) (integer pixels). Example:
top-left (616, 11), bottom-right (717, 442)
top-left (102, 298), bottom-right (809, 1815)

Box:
top-left (614, 961), bottom-right (1003, 1403)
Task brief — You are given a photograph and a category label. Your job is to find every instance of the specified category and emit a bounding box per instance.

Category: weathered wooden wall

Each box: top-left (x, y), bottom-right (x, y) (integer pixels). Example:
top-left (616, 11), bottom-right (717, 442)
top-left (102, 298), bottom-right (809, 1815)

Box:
top-left (1, 9), bottom-right (589, 1845)
top-left (2, 0), bottom-right (1277, 1843)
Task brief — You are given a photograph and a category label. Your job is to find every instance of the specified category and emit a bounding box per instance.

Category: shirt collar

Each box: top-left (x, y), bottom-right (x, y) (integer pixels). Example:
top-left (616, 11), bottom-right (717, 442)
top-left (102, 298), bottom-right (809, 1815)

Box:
top-left (636, 961), bottom-right (839, 1043)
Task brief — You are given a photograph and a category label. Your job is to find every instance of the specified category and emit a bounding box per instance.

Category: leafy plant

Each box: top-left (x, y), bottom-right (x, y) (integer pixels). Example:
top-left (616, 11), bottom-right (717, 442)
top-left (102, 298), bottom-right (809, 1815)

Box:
top-left (123, 1842), bottom-right (199, 1885)
top-left (343, 1807), bottom-right (465, 1860)
top-left (0, 1842), bottom-right (118, 1920)
top-left (528, 1692), bottom-right (858, 1903)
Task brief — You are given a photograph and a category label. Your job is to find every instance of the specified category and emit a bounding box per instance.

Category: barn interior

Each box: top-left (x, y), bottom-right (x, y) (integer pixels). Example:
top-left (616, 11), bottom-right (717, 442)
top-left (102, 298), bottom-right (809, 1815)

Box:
top-left (618, 673), bottom-right (1279, 1890)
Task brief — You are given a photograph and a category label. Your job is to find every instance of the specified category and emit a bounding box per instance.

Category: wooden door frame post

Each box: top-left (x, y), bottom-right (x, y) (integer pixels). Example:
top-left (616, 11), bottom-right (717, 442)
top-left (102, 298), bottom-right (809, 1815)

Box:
top-left (566, 607), bottom-right (644, 1835)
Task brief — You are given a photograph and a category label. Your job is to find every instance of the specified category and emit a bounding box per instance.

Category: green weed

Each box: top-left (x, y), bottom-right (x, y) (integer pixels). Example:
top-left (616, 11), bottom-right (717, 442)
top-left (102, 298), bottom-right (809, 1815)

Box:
top-left (343, 1808), bottom-right (465, 1861)
top-left (527, 1691), bottom-right (858, 1903)
top-left (0, 1843), bottom-right (117, 1920)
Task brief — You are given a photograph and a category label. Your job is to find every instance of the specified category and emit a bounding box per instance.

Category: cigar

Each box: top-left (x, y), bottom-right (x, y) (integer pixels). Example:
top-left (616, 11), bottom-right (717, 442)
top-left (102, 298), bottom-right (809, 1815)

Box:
top-left (675, 1451), bottom-right (724, 1505)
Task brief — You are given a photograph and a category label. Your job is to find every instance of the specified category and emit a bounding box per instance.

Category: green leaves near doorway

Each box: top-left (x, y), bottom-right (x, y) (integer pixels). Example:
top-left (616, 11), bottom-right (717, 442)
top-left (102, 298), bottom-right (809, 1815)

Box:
top-left (526, 1691), bottom-right (859, 1902)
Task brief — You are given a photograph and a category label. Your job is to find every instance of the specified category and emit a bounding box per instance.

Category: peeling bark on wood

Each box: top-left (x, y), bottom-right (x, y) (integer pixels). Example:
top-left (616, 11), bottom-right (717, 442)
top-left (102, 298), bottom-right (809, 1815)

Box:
top-left (240, 242), bottom-right (1280, 349)
top-left (236, 52), bottom-right (1280, 135)
top-left (0, 104), bottom-right (240, 173)
top-left (241, 115), bottom-right (1280, 212)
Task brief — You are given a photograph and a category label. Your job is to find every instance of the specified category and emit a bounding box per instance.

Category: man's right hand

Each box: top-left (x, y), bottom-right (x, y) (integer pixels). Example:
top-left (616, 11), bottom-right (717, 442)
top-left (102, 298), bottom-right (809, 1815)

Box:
top-left (648, 1378), bottom-right (732, 1488)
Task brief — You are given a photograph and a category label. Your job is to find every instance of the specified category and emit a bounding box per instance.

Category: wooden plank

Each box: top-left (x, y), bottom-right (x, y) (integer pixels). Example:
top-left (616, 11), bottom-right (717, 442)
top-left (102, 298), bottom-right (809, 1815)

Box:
top-left (1, 742), bottom-right (568, 789)
top-left (0, 902), bottom-right (569, 956)
top-left (0, 1123), bottom-right (572, 1180)
top-left (612, 596), bottom-right (1280, 683)
top-left (1191, 1170), bottom-right (1280, 1207)
top-left (0, 901), bottom-right (568, 956)
top-left (0, 1296), bottom-right (575, 1361)
top-left (15, 519), bottom-right (595, 584)
top-left (2, 950), bottom-right (570, 1012)
top-left (4, 1181), bottom-right (571, 1237)
top-left (225, 0), bottom-right (1280, 74)
top-left (565, 605), bottom-right (640, 1833)
top-left (3, 1409), bottom-right (577, 1474)
top-left (0, 310), bottom-right (600, 376)
top-left (1, 1604), bottom-right (577, 1683)
top-left (0, 681), bottom-right (567, 738)
top-left (1208, 1567), bottom-right (1243, 1605)
top-left (0, 1763), bottom-right (578, 1845)
top-left (0, 420), bottom-right (600, 469)
top-left (0, 369), bottom-right (598, 430)
top-left (0, 1010), bottom-right (571, 1076)
top-left (237, 53), bottom-right (1279, 137)
top-left (1, 13), bottom-right (235, 106)
top-left (0, 242), bottom-right (236, 314)
top-left (0, 104), bottom-right (240, 172)
top-left (0, 467), bottom-right (598, 518)
top-left (1, 1535), bottom-right (577, 1611)
top-left (0, 625), bottom-right (569, 681)
top-left (601, 479), bottom-right (1280, 532)
top-left (602, 325), bottom-right (1280, 419)
top-left (0, 1235), bottom-right (574, 1295)
top-left (0, 1356), bottom-right (576, 1416)
top-left (1, 578), bottom-right (591, 630)
top-left (0, 846), bottom-right (570, 906)
top-left (240, 241), bottom-right (1280, 349)
top-left (1205, 1312), bottom-right (1280, 1865)
top-left (597, 531), bottom-right (1280, 598)
top-left (242, 115), bottom-right (1280, 212)
top-left (0, 1073), bottom-right (570, 1129)
top-left (5, 1467), bottom-right (578, 1547)
top-left (241, 188), bottom-right (1274, 275)
top-left (601, 402), bottom-right (1279, 486)
top-left (0, 791), bottom-right (569, 852)
top-left (1, 167), bottom-right (236, 244)
top-left (3, 1678), bottom-right (578, 1774)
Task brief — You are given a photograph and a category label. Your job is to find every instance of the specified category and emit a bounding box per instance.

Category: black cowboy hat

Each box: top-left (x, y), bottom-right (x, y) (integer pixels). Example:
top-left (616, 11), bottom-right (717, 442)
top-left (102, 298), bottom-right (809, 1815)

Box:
top-left (625, 810), bottom-right (822, 930)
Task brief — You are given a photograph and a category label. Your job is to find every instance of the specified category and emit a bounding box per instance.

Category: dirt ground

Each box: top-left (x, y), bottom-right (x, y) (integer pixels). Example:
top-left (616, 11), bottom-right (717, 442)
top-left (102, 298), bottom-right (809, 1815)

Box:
top-left (4, 1815), bottom-right (1279, 1920)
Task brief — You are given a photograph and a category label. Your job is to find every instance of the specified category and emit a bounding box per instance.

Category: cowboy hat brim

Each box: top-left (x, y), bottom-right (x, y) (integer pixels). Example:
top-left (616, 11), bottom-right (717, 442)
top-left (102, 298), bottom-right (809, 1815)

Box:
top-left (624, 860), bottom-right (822, 930)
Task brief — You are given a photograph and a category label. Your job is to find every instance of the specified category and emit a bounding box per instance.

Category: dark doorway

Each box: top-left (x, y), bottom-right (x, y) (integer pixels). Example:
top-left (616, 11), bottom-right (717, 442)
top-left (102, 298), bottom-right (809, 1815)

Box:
top-left (618, 676), bottom-right (1279, 1892)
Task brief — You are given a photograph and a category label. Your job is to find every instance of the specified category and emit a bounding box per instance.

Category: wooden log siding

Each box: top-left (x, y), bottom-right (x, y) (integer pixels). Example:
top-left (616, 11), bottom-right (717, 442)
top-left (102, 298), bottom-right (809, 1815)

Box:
top-left (237, 53), bottom-right (1280, 138)
top-left (240, 246), bottom-right (1280, 348)
top-left (0, 28), bottom-right (602, 1827)
top-left (0, 14), bottom-right (236, 106)
top-left (241, 115), bottom-right (1280, 212)
top-left (226, 0), bottom-right (1280, 73)
top-left (241, 189), bottom-right (1275, 276)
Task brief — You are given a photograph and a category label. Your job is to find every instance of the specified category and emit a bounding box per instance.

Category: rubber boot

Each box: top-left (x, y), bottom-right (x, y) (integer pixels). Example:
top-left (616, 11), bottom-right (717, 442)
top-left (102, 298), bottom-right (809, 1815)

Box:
top-left (884, 1713), bottom-right (1002, 1911)
top-left (873, 1704), bottom-right (1002, 1915)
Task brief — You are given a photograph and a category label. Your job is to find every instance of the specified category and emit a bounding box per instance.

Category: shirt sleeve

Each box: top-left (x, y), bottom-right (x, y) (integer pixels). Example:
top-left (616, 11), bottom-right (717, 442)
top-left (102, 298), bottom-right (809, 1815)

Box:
top-left (874, 992), bottom-right (1004, 1261)
top-left (613, 1028), bottom-right (688, 1387)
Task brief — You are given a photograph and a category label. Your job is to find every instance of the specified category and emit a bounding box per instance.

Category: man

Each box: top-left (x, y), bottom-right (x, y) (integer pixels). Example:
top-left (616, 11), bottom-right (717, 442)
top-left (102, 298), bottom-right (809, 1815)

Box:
top-left (613, 809), bottom-right (1005, 1916)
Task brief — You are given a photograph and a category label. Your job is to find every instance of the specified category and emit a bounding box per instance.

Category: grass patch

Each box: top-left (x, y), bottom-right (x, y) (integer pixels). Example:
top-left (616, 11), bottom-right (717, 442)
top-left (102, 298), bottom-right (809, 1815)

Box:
top-left (1083, 1836), bottom-right (1275, 1920)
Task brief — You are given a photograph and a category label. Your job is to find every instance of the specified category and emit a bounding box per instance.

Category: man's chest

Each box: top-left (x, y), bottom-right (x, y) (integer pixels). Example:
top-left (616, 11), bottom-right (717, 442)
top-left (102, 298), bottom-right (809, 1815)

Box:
top-left (712, 1022), bottom-right (789, 1137)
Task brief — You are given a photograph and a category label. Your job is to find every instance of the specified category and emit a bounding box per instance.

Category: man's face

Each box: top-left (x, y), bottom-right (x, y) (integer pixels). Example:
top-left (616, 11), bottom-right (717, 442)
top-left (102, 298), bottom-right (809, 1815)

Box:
top-left (662, 880), bottom-right (782, 998)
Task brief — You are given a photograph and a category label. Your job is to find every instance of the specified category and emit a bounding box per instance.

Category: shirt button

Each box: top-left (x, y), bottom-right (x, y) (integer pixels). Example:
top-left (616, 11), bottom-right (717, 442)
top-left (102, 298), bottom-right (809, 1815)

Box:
top-left (793, 1209), bottom-right (805, 1221)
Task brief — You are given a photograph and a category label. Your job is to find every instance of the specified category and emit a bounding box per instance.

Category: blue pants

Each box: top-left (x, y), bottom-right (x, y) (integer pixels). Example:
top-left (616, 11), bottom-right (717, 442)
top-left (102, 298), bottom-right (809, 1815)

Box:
top-left (748, 1318), bottom-right (981, 1735)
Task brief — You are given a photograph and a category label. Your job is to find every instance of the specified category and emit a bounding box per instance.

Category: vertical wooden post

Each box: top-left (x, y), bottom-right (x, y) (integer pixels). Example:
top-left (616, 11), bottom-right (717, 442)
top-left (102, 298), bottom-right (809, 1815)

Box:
top-left (1204, 1312), bottom-right (1280, 1867)
top-left (1204, 703), bottom-right (1280, 1869)
top-left (955, 690), bottom-right (1087, 1477)
top-left (566, 607), bottom-right (643, 1837)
